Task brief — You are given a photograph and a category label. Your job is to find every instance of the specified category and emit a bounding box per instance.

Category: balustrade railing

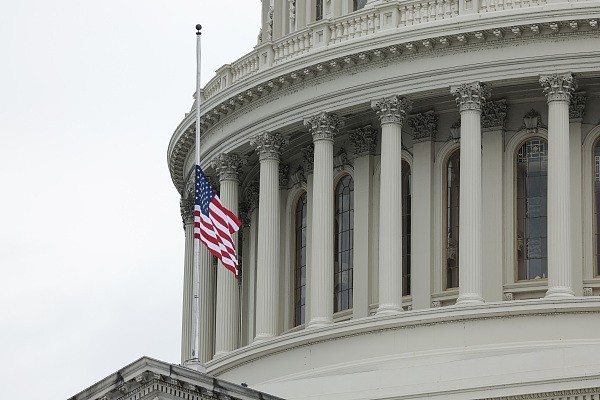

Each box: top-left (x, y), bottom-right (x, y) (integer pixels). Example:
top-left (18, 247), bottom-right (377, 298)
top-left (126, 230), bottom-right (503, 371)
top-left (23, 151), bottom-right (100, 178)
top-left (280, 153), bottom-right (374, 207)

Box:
top-left (200, 0), bottom-right (567, 101)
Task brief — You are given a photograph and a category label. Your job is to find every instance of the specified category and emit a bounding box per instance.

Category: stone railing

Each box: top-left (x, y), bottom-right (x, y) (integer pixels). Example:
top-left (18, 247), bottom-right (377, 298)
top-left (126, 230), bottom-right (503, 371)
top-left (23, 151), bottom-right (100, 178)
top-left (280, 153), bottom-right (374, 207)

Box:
top-left (199, 0), bottom-right (573, 102)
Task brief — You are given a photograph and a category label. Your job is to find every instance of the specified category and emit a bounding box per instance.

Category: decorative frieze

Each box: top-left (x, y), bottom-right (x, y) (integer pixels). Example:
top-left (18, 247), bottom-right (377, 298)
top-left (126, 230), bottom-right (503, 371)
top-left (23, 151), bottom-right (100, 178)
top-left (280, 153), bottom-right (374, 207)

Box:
top-left (304, 112), bottom-right (343, 142)
top-left (408, 110), bottom-right (438, 141)
top-left (349, 125), bottom-right (377, 155)
top-left (539, 73), bottom-right (576, 102)
top-left (449, 120), bottom-right (461, 140)
top-left (302, 144), bottom-right (315, 173)
top-left (431, 300), bottom-right (442, 308)
top-left (238, 201), bottom-right (251, 228)
top-left (371, 95), bottom-right (412, 125)
top-left (244, 182), bottom-right (259, 213)
top-left (481, 99), bottom-right (508, 129)
top-left (503, 292), bottom-right (514, 301)
top-left (279, 164), bottom-right (290, 188)
top-left (290, 165), bottom-right (306, 186)
top-left (180, 198), bottom-right (194, 226)
top-left (250, 132), bottom-right (288, 161)
top-left (333, 147), bottom-right (350, 170)
top-left (522, 109), bottom-right (544, 134)
top-left (450, 82), bottom-right (490, 112)
top-left (289, 0), bottom-right (296, 23)
top-left (583, 287), bottom-right (594, 296)
top-left (569, 91), bottom-right (587, 120)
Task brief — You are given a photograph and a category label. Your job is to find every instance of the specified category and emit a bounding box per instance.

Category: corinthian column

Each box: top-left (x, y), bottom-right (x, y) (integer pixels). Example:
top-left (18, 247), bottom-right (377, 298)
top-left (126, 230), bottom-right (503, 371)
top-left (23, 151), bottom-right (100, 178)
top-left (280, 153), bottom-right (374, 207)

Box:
top-left (450, 82), bottom-right (488, 305)
top-left (540, 73), bottom-right (576, 298)
top-left (372, 96), bottom-right (412, 315)
top-left (304, 112), bottom-right (343, 328)
top-left (180, 198), bottom-right (195, 364)
top-left (211, 153), bottom-right (245, 357)
top-left (251, 132), bottom-right (287, 341)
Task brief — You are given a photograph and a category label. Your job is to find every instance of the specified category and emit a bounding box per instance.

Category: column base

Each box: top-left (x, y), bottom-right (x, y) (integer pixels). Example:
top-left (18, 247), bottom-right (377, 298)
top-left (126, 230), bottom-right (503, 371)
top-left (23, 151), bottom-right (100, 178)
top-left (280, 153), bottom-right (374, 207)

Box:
top-left (213, 351), bottom-right (229, 359)
top-left (545, 286), bottom-right (575, 299)
top-left (307, 317), bottom-right (333, 329)
top-left (376, 304), bottom-right (402, 316)
top-left (253, 333), bottom-right (276, 343)
top-left (456, 294), bottom-right (485, 306)
top-left (182, 359), bottom-right (207, 373)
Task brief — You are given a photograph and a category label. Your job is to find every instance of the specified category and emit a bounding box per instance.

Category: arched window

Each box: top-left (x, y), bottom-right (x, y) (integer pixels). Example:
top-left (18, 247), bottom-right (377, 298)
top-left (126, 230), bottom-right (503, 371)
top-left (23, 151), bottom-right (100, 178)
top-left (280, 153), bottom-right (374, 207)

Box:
top-left (516, 139), bottom-right (548, 280)
top-left (334, 175), bottom-right (354, 312)
top-left (445, 150), bottom-right (460, 289)
top-left (594, 140), bottom-right (600, 276)
top-left (294, 192), bottom-right (307, 326)
top-left (316, 0), bottom-right (323, 21)
top-left (402, 161), bottom-right (411, 296)
top-left (353, 0), bottom-right (368, 11)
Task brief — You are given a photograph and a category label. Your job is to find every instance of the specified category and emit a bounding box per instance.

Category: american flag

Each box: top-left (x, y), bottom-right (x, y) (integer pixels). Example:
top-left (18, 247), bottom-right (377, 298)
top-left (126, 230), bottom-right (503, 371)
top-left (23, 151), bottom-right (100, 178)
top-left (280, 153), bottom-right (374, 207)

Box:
top-left (194, 165), bottom-right (242, 279)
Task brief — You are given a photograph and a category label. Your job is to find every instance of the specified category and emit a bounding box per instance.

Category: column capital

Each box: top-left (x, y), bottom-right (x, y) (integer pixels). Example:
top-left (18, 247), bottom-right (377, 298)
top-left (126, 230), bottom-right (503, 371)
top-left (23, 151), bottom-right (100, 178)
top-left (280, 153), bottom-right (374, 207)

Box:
top-left (301, 144), bottom-right (315, 173)
top-left (450, 82), bottom-right (490, 112)
top-left (349, 125), bottom-right (377, 155)
top-left (304, 112), bottom-right (343, 142)
top-left (482, 99), bottom-right (508, 129)
top-left (408, 110), bottom-right (438, 142)
top-left (250, 132), bottom-right (288, 161)
top-left (569, 91), bottom-right (587, 120)
top-left (371, 95), bottom-right (412, 125)
top-left (211, 153), bottom-right (246, 182)
top-left (539, 73), bottom-right (577, 103)
top-left (180, 198), bottom-right (195, 226)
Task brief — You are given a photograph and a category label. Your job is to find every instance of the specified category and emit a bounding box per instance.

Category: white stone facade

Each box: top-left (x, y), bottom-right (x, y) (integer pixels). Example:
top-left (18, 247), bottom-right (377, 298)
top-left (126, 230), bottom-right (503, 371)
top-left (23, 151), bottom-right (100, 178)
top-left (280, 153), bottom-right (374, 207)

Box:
top-left (170, 1), bottom-right (600, 399)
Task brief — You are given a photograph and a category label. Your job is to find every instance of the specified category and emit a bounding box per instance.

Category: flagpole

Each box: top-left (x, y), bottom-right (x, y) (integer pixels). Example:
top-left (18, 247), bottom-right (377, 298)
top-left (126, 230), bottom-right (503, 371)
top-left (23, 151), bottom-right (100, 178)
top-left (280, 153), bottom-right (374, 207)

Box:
top-left (187, 23), bottom-right (205, 372)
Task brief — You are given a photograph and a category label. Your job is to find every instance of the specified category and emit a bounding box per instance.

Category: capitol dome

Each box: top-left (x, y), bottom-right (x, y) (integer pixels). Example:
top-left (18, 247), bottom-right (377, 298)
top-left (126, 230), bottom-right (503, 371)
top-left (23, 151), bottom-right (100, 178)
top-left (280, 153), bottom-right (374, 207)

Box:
top-left (168, 1), bottom-right (600, 399)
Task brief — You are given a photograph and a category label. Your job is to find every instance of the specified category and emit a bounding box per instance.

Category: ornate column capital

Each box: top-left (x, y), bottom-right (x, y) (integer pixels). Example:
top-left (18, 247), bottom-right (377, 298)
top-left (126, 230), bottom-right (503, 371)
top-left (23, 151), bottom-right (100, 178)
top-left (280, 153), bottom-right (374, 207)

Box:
top-left (482, 99), bottom-right (508, 129)
top-left (569, 91), bottom-right (587, 120)
top-left (408, 110), bottom-right (438, 142)
top-left (279, 164), bottom-right (290, 189)
top-left (250, 132), bottom-right (288, 161)
top-left (371, 95), bottom-right (412, 125)
top-left (211, 153), bottom-right (246, 182)
top-left (540, 73), bottom-right (576, 103)
top-left (450, 82), bottom-right (489, 112)
top-left (301, 144), bottom-right (315, 173)
top-left (180, 198), bottom-right (194, 227)
top-left (349, 125), bottom-right (377, 155)
top-left (244, 182), bottom-right (259, 213)
top-left (304, 112), bottom-right (343, 142)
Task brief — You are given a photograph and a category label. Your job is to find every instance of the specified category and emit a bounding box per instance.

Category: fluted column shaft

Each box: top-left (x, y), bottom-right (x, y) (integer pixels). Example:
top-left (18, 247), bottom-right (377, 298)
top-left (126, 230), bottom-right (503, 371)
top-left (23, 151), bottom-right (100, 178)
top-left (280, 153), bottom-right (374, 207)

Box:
top-left (251, 132), bottom-right (287, 340)
top-left (199, 245), bottom-right (215, 362)
top-left (451, 82), bottom-right (488, 305)
top-left (180, 200), bottom-right (195, 364)
top-left (541, 73), bottom-right (576, 298)
top-left (212, 154), bottom-right (245, 357)
top-left (305, 113), bottom-right (342, 328)
top-left (372, 96), bottom-right (412, 315)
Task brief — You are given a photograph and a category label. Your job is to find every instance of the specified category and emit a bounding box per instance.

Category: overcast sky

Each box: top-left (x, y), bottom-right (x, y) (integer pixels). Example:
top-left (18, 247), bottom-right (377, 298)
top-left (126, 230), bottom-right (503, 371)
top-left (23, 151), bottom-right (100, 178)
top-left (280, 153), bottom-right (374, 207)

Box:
top-left (0, 1), bottom-right (259, 398)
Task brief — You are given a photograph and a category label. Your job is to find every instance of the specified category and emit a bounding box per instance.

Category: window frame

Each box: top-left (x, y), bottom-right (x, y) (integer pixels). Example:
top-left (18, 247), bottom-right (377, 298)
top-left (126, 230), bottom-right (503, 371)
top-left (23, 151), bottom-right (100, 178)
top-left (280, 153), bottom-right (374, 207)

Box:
top-left (333, 173), bottom-right (354, 313)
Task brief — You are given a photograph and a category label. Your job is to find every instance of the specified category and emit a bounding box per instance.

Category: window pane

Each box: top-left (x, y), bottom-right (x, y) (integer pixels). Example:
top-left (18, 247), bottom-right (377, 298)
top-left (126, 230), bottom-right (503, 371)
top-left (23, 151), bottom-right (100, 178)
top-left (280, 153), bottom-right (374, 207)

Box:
top-left (294, 192), bottom-right (307, 326)
top-left (516, 139), bottom-right (548, 280)
top-left (595, 140), bottom-right (600, 276)
top-left (334, 175), bottom-right (354, 312)
top-left (402, 161), bottom-right (412, 296)
top-left (445, 151), bottom-right (460, 289)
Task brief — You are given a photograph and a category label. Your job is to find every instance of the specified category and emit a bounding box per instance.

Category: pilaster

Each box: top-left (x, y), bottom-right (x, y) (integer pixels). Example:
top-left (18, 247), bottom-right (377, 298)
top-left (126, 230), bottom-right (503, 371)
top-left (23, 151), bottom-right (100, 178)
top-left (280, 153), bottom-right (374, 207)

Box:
top-left (481, 99), bottom-right (507, 302)
top-left (540, 73), bottom-right (576, 299)
top-left (372, 95), bottom-right (412, 314)
top-left (450, 82), bottom-right (489, 305)
top-left (349, 125), bottom-right (377, 318)
top-left (408, 114), bottom-right (436, 310)
top-left (569, 92), bottom-right (586, 296)
top-left (305, 112), bottom-right (343, 327)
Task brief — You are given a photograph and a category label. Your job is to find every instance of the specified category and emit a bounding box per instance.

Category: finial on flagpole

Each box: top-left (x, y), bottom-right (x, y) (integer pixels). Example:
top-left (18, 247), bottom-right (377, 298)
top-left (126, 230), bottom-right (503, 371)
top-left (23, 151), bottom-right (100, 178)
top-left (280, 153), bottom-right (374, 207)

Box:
top-left (196, 24), bottom-right (202, 35)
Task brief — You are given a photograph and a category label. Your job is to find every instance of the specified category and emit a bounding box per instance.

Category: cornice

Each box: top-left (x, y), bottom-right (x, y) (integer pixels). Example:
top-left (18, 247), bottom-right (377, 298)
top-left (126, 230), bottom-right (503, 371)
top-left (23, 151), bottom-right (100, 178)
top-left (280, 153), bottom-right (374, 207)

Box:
top-left (205, 298), bottom-right (600, 376)
top-left (167, 12), bottom-right (600, 193)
